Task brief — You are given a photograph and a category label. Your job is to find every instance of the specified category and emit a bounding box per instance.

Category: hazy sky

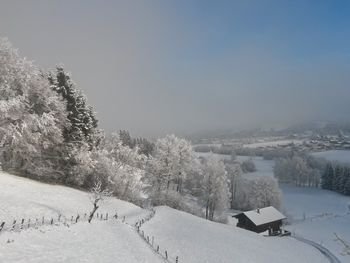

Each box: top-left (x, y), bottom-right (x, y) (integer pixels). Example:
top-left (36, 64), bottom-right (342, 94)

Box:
top-left (1, 0), bottom-right (350, 137)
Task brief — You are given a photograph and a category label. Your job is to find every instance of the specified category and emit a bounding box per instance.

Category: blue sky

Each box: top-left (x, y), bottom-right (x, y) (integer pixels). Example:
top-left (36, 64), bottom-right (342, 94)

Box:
top-left (1, 0), bottom-right (350, 136)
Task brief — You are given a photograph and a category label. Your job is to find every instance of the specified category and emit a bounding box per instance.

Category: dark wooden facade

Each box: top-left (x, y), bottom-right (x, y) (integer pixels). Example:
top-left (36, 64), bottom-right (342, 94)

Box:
top-left (234, 213), bottom-right (283, 234)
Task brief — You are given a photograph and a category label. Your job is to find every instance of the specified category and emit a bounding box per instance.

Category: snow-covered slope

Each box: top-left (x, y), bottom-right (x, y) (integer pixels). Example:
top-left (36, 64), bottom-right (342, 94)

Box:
top-left (0, 172), bottom-right (161, 263)
top-left (141, 206), bottom-right (328, 263)
top-left (0, 221), bottom-right (163, 263)
top-left (0, 172), bottom-right (147, 225)
top-left (0, 172), bottom-right (331, 263)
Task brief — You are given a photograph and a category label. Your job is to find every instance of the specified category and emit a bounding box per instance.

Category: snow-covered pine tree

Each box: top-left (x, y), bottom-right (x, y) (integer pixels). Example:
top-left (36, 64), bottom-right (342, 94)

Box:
top-left (48, 67), bottom-right (100, 148)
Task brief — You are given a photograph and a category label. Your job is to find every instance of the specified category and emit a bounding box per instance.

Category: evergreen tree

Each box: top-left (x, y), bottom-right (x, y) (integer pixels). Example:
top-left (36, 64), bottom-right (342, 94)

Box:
top-left (333, 164), bottom-right (343, 193)
top-left (48, 67), bottom-right (100, 148)
top-left (344, 171), bottom-right (350, 196)
top-left (322, 162), bottom-right (334, 190)
top-left (118, 130), bottom-right (135, 148)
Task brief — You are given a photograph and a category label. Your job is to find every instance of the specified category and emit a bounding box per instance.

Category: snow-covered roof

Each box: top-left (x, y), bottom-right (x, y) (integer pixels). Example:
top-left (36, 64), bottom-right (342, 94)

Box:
top-left (240, 206), bottom-right (286, 226)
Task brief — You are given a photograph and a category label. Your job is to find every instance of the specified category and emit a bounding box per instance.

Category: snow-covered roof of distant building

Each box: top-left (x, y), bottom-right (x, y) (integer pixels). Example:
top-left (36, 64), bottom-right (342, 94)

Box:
top-left (235, 206), bottom-right (286, 226)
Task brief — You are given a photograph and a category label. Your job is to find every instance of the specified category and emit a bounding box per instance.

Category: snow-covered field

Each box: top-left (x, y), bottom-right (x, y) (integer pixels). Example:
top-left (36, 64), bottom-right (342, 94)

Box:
top-left (0, 172), bottom-right (331, 262)
top-left (312, 150), bottom-right (350, 164)
top-left (141, 206), bottom-right (328, 263)
top-left (282, 185), bottom-right (350, 262)
top-left (198, 153), bottom-right (350, 261)
top-left (243, 139), bottom-right (303, 149)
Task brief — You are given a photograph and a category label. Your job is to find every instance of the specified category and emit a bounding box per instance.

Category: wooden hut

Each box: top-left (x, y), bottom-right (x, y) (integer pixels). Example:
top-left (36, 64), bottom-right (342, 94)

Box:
top-left (233, 206), bottom-right (286, 235)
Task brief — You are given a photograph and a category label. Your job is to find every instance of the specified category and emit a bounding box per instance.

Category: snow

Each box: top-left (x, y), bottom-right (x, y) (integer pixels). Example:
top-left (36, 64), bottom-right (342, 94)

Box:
top-left (196, 152), bottom-right (232, 160)
top-left (199, 153), bottom-right (350, 260)
top-left (243, 140), bottom-right (303, 149)
top-left (141, 206), bottom-right (328, 263)
top-left (0, 221), bottom-right (163, 263)
top-left (281, 185), bottom-right (350, 261)
top-left (0, 172), bottom-right (148, 225)
top-left (312, 150), bottom-right (350, 164)
top-left (241, 206), bottom-right (286, 226)
top-left (0, 172), bottom-right (331, 263)
top-left (0, 171), bottom-right (163, 262)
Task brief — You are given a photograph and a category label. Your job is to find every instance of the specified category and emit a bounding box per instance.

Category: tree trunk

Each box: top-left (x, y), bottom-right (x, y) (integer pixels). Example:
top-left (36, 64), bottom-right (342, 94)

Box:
top-left (88, 202), bottom-right (99, 223)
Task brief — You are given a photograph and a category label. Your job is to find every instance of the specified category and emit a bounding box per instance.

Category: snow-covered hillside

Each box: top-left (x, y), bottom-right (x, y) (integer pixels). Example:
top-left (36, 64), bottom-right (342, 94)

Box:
top-left (141, 206), bottom-right (328, 263)
top-left (0, 172), bottom-right (331, 262)
top-left (0, 172), bottom-right (148, 225)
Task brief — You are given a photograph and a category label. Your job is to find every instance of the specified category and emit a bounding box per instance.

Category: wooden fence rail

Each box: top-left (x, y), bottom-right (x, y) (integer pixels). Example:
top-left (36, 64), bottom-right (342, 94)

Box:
top-left (0, 211), bottom-right (115, 234)
top-left (132, 208), bottom-right (179, 263)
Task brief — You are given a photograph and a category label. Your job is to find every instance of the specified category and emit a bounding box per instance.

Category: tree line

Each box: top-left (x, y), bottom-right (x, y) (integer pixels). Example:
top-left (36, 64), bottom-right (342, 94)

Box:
top-left (2, 38), bottom-right (266, 222)
top-left (322, 162), bottom-right (350, 195)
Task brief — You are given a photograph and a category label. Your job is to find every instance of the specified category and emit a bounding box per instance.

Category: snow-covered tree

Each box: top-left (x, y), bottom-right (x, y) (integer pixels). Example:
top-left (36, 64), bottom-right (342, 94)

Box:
top-left (225, 163), bottom-right (242, 209)
top-left (0, 37), bottom-right (67, 180)
top-left (275, 154), bottom-right (322, 187)
top-left (88, 180), bottom-right (112, 223)
top-left (200, 154), bottom-right (230, 221)
top-left (241, 158), bottom-right (256, 173)
top-left (143, 135), bottom-right (196, 196)
top-left (48, 67), bottom-right (101, 148)
top-left (248, 176), bottom-right (282, 210)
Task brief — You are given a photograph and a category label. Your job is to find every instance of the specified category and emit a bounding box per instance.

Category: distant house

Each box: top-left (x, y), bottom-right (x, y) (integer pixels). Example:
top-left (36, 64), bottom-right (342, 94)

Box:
top-left (233, 206), bottom-right (286, 235)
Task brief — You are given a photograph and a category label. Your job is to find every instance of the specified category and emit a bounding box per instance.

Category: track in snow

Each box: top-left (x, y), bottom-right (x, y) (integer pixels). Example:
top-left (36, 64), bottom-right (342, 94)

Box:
top-left (293, 236), bottom-right (342, 263)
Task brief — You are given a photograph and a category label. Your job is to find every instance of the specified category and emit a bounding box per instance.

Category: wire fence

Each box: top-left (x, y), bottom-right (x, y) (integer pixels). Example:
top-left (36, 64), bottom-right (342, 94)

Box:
top-left (132, 208), bottom-right (179, 263)
top-left (0, 208), bottom-right (180, 262)
top-left (0, 211), bottom-right (115, 234)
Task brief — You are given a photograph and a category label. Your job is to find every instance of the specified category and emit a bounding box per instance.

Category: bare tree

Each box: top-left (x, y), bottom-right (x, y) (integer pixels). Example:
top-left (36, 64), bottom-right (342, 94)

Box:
top-left (88, 180), bottom-right (112, 223)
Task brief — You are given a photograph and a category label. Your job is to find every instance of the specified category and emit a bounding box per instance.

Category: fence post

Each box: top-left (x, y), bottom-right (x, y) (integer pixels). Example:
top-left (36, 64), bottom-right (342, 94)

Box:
top-left (27, 219), bottom-right (31, 228)
top-left (106, 213), bottom-right (108, 220)
top-left (0, 222), bottom-right (5, 232)
top-left (157, 245), bottom-right (159, 253)
top-left (147, 236), bottom-right (149, 243)
top-left (100, 214), bottom-right (103, 220)
top-left (51, 218), bottom-right (54, 225)
top-left (165, 250), bottom-right (168, 260)
top-left (152, 236), bottom-right (154, 247)
top-left (21, 219), bottom-right (24, 229)
top-left (12, 220), bottom-right (16, 231)
top-left (35, 218), bottom-right (38, 227)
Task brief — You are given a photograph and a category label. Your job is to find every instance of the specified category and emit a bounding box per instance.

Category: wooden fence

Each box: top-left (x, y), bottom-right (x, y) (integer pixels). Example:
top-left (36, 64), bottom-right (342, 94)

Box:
top-left (0, 211), bottom-right (114, 233)
top-left (0, 208), bottom-right (180, 263)
top-left (133, 208), bottom-right (179, 263)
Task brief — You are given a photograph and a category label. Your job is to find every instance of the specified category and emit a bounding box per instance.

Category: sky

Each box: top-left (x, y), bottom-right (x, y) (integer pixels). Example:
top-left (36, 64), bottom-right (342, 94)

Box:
top-left (1, 0), bottom-right (350, 137)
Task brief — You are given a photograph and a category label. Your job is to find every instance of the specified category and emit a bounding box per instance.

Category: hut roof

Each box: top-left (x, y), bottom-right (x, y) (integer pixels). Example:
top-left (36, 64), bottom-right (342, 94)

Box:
top-left (236, 206), bottom-right (286, 226)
